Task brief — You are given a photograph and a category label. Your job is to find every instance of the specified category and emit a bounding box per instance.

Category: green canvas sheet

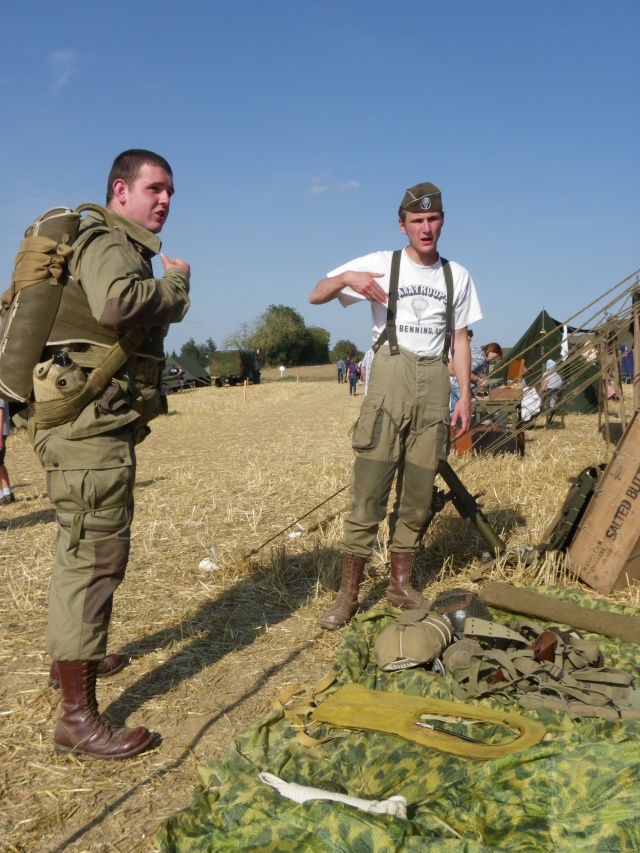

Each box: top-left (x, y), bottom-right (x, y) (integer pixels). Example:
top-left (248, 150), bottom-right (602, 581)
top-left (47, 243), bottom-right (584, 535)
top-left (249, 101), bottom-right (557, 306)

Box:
top-left (156, 587), bottom-right (640, 852)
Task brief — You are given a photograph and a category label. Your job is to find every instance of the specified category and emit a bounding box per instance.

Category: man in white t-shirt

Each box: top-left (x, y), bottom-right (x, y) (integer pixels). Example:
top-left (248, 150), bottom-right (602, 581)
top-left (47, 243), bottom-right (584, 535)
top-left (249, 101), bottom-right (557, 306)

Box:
top-left (309, 182), bottom-right (483, 629)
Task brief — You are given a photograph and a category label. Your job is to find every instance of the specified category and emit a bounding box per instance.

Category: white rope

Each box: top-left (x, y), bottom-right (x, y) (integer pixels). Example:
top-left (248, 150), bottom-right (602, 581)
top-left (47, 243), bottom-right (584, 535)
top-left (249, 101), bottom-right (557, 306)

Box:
top-left (258, 772), bottom-right (408, 818)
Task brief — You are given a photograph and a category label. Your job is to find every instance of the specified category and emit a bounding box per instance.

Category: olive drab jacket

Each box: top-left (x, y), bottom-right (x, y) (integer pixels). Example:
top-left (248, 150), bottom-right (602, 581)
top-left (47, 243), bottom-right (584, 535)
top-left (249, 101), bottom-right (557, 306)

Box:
top-left (33, 208), bottom-right (191, 441)
top-left (54, 209), bottom-right (190, 360)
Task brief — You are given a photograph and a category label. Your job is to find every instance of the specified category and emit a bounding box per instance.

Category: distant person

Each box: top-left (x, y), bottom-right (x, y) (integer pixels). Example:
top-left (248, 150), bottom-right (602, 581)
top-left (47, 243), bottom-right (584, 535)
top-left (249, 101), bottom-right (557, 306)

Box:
top-left (360, 348), bottom-right (375, 394)
top-left (450, 342), bottom-right (502, 413)
top-left (345, 358), bottom-right (359, 396)
top-left (520, 380), bottom-right (542, 422)
top-left (279, 364), bottom-right (285, 379)
top-left (309, 180), bottom-right (482, 630)
top-left (539, 358), bottom-right (563, 408)
top-left (336, 357), bottom-right (346, 383)
top-left (0, 399), bottom-right (15, 504)
top-left (177, 364), bottom-right (186, 391)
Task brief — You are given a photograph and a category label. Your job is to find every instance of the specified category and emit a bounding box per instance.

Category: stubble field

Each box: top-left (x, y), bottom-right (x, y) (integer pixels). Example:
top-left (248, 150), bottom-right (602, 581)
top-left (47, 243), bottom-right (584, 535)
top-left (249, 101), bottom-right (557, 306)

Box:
top-left (0, 364), bottom-right (636, 852)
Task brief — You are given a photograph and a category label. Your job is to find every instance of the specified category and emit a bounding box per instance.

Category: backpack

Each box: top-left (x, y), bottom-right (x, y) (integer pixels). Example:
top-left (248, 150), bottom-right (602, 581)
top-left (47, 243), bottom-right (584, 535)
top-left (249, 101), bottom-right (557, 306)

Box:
top-left (0, 205), bottom-right (146, 433)
top-left (0, 204), bottom-right (124, 404)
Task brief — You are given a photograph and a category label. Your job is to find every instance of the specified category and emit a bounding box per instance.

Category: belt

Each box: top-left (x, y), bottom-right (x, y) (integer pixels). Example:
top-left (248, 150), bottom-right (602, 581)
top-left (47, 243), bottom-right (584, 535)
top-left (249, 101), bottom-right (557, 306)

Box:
top-left (125, 355), bottom-right (162, 386)
top-left (46, 346), bottom-right (162, 387)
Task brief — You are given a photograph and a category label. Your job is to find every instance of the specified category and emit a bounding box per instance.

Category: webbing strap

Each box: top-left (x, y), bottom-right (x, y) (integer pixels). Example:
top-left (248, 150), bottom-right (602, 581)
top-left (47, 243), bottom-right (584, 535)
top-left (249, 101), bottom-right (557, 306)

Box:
top-left (450, 619), bottom-right (640, 718)
top-left (372, 250), bottom-right (401, 355)
top-left (442, 258), bottom-right (454, 361)
top-left (28, 328), bottom-right (146, 436)
top-left (372, 253), bottom-right (453, 361)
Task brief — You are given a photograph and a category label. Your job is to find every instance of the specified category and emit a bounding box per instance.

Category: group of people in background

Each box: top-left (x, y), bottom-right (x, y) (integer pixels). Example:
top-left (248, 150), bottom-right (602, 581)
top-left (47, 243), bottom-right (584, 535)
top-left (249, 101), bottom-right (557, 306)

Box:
top-left (336, 355), bottom-right (373, 396)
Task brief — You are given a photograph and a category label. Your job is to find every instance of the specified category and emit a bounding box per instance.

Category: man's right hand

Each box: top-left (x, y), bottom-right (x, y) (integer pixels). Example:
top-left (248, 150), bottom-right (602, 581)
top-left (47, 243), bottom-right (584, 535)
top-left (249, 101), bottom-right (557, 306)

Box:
top-left (344, 271), bottom-right (387, 304)
top-left (161, 253), bottom-right (190, 276)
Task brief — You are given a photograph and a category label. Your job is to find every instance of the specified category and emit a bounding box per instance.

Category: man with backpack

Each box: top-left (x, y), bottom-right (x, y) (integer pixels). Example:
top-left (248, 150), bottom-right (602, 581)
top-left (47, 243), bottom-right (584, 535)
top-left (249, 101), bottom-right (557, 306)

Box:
top-left (309, 182), bottom-right (482, 630)
top-left (31, 149), bottom-right (190, 759)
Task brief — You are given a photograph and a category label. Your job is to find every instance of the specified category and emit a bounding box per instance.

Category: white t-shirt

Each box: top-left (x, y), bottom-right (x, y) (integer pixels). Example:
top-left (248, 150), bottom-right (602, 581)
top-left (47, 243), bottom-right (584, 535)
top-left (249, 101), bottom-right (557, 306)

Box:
top-left (330, 249), bottom-right (483, 357)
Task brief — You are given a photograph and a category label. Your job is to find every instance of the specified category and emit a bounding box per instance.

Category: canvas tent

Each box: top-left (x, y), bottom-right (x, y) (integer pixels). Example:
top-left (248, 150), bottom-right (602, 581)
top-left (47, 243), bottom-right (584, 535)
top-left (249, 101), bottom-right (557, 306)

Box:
top-left (163, 355), bottom-right (211, 391)
top-left (496, 309), bottom-right (598, 414)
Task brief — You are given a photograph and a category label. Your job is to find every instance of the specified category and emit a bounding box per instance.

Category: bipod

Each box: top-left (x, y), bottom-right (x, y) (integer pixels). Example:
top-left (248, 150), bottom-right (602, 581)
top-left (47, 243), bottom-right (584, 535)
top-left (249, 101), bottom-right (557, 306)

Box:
top-left (421, 460), bottom-right (506, 556)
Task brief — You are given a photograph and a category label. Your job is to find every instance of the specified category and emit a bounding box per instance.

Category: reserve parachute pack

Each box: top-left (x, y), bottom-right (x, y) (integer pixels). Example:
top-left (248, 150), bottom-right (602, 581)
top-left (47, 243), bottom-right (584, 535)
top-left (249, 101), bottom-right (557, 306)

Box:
top-left (0, 204), bottom-right (108, 403)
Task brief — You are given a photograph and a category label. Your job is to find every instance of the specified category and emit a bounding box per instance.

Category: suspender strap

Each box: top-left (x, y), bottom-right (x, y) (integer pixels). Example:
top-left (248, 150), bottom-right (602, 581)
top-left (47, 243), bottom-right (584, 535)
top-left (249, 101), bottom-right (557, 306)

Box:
top-left (372, 252), bottom-right (454, 360)
top-left (372, 250), bottom-right (401, 354)
top-left (441, 257), bottom-right (454, 363)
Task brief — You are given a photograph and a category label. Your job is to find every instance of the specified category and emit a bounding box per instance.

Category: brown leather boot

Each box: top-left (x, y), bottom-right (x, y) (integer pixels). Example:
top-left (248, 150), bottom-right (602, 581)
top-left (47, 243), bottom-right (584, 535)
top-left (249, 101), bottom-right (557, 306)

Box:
top-left (386, 552), bottom-right (424, 608)
top-left (319, 554), bottom-right (366, 630)
top-left (54, 660), bottom-right (158, 759)
top-left (49, 653), bottom-right (128, 688)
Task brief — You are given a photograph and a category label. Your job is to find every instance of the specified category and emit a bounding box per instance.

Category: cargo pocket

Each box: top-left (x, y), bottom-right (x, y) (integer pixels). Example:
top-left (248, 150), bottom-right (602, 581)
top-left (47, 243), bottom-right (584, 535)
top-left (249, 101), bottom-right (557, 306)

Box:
top-left (350, 396), bottom-right (385, 452)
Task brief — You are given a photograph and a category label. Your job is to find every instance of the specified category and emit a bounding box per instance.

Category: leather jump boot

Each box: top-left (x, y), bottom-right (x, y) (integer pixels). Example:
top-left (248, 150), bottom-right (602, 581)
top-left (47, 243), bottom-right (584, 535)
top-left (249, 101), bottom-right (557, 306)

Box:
top-left (319, 554), bottom-right (366, 630)
top-left (386, 551), bottom-right (424, 609)
top-left (49, 653), bottom-right (128, 688)
top-left (54, 660), bottom-right (158, 760)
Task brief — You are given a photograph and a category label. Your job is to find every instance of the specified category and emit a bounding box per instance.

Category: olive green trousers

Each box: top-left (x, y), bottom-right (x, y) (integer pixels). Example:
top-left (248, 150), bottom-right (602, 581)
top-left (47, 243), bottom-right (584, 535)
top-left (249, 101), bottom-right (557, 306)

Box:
top-left (341, 346), bottom-right (450, 559)
top-left (33, 425), bottom-right (135, 661)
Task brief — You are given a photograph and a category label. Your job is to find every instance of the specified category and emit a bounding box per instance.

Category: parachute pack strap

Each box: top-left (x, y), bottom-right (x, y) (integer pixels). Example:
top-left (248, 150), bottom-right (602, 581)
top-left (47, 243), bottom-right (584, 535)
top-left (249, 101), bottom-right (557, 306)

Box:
top-left (372, 250), bottom-right (401, 354)
top-left (28, 328), bottom-right (147, 435)
top-left (275, 672), bottom-right (338, 715)
top-left (441, 257), bottom-right (453, 362)
top-left (74, 203), bottom-right (116, 230)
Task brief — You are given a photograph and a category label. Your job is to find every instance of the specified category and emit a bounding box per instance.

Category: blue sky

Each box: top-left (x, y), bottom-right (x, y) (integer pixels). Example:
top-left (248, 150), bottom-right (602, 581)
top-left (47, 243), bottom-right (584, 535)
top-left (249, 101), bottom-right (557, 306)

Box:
top-left (1, 1), bottom-right (638, 356)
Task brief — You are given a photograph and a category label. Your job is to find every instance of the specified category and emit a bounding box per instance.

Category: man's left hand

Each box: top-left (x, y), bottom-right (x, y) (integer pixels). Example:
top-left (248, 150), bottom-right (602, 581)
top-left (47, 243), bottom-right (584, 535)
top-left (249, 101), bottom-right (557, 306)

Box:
top-left (451, 399), bottom-right (471, 436)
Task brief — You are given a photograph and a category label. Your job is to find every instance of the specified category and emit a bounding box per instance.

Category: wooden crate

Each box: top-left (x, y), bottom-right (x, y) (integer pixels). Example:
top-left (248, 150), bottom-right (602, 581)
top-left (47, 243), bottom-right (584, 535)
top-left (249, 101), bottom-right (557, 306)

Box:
top-left (488, 387), bottom-right (523, 402)
top-left (450, 425), bottom-right (521, 456)
top-left (568, 412), bottom-right (640, 592)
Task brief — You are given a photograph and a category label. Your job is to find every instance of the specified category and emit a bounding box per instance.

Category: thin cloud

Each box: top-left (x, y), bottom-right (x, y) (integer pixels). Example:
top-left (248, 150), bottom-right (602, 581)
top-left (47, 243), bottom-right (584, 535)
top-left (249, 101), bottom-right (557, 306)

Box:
top-left (50, 50), bottom-right (78, 93)
top-left (309, 176), bottom-right (360, 195)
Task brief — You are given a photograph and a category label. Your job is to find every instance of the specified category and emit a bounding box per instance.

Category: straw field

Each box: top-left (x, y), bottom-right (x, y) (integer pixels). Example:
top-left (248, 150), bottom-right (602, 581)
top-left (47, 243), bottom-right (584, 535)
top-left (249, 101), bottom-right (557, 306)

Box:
top-left (0, 366), bottom-right (636, 852)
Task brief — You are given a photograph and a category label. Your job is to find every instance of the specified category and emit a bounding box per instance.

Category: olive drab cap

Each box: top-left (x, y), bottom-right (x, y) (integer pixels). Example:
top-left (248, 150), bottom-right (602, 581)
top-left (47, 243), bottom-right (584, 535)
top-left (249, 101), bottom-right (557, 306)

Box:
top-left (400, 182), bottom-right (442, 213)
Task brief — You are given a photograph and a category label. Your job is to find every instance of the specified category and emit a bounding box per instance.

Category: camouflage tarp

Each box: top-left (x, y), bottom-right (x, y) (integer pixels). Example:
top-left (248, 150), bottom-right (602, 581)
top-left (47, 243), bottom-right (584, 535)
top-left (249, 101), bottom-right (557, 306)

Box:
top-left (157, 587), bottom-right (640, 852)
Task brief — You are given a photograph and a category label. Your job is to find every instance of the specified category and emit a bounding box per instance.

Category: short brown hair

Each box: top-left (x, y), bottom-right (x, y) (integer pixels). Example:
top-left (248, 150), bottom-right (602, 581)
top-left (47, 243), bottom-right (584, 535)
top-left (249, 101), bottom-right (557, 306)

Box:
top-left (106, 149), bottom-right (173, 204)
top-left (482, 342), bottom-right (503, 359)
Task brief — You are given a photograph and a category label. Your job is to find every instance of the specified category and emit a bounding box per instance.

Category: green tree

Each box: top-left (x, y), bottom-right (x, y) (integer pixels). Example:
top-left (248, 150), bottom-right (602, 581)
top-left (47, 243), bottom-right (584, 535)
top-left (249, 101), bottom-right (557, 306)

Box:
top-left (179, 337), bottom-right (217, 367)
top-left (247, 305), bottom-right (306, 366)
top-left (302, 326), bottom-right (331, 364)
top-left (223, 322), bottom-right (252, 350)
top-left (227, 307), bottom-right (332, 366)
top-left (330, 339), bottom-right (361, 362)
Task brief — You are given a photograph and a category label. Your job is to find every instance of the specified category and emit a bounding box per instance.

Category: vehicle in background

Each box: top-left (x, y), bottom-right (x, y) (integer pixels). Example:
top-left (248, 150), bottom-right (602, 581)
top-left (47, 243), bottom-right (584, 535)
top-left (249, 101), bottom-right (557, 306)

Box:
top-left (211, 349), bottom-right (261, 387)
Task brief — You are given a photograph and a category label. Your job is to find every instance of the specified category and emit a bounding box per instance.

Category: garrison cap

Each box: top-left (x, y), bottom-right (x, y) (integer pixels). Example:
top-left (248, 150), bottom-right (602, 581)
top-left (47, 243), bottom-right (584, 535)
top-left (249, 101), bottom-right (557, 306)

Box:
top-left (400, 182), bottom-right (442, 213)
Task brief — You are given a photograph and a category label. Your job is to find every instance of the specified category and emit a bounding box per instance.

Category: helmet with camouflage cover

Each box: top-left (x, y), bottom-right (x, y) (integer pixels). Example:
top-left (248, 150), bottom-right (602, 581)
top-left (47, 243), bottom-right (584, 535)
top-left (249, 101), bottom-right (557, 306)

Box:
top-left (430, 589), bottom-right (492, 638)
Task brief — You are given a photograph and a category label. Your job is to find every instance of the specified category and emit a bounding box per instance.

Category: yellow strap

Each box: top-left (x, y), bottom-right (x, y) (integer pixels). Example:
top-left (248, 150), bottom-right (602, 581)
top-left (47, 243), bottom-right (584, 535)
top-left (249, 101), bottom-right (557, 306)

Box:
top-left (310, 682), bottom-right (546, 760)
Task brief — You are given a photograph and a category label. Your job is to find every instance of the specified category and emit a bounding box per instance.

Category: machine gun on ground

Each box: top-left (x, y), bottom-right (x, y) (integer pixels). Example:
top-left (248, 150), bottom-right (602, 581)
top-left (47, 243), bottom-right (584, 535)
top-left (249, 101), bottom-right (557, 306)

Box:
top-left (422, 460), bottom-right (506, 556)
